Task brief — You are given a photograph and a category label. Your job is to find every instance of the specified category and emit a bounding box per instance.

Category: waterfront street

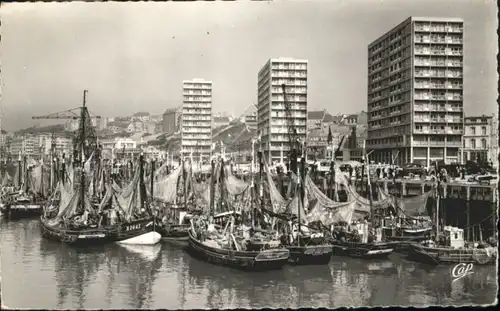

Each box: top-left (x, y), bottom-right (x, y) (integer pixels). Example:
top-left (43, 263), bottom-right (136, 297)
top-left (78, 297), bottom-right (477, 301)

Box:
top-left (1, 218), bottom-right (497, 309)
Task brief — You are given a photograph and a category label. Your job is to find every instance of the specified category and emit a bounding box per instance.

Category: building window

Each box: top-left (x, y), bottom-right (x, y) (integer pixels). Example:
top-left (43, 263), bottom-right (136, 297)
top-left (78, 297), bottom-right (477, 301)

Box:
top-left (471, 139), bottom-right (476, 149)
top-left (481, 138), bottom-right (487, 149)
top-left (471, 127), bottom-right (476, 135)
top-left (481, 126), bottom-right (486, 135)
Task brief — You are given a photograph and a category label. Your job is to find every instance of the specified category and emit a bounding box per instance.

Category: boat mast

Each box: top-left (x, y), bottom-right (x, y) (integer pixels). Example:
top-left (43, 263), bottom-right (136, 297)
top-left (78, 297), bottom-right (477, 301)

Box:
top-left (183, 158), bottom-right (187, 208)
top-left (17, 153), bottom-right (21, 189)
top-left (297, 157), bottom-right (305, 246)
top-left (139, 153), bottom-right (145, 212)
top-left (150, 158), bottom-right (155, 201)
top-left (258, 147), bottom-right (264, 225)
top-left (80, 90), bottom-right (87, 211)
top-left (209, 159), bottom-right (216, 218)
top-left (251, 139), bottom-right (255, 229)
top-left (220, 158), bottom-right (226, 213)
top-left (435, 176), bottom-right (440, 243)
top-left (364, 141), bottom-right (375, 226)
top-left (24, 155), bottom-right (28, 193)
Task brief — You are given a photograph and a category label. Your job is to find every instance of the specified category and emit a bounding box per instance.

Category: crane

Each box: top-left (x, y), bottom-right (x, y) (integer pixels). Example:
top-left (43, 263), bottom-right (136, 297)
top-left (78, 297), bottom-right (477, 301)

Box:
top-left (282, 83), bottom-right (302, 175)
top-left (32, 90), bottom-right (101, 166)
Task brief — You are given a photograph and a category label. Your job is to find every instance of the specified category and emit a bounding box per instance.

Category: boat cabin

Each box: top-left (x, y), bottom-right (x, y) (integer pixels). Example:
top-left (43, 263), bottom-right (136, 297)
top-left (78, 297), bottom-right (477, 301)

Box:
top-left (166, 204), bottom-right (191, 225)
top-left (213, 211), bottom-right (241, 227)
top-left (442, 226), bottom-right (465, 249)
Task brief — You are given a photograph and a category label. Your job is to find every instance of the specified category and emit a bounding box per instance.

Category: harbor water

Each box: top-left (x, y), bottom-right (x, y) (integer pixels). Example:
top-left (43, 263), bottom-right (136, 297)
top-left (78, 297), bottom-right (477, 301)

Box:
top-left (1, 218), bottom-right (497, 309)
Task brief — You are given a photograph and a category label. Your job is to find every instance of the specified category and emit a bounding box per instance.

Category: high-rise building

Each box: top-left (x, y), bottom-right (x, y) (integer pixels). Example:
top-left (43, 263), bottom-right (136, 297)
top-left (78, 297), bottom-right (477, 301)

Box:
top-left (181, 79), bottom-right (212, 160)
top-left (367, 17), bottom-right (464, 167)
top-left (257, 58), bottom-right (308, 163)
top-left (162, 107), bottom-right (180, 134)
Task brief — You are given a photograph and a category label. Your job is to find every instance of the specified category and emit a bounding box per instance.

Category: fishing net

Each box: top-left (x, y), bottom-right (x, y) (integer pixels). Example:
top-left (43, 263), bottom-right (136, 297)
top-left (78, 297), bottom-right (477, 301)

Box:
top-left (262, 158), bottom-right (288, 214)
top-left (13, 166), bottom-right (20, 189)
top-left (114, 165), bottom-right (143, 221)
top-left (1, 172), bottom-right (11, 186)
top-left (112, 180), bottom-right (122, 193)
top-left (57, 181), bottom-right (75, 218)
top-left (66, 165), bottom-right (74, 185)
top-left (304, 174), bottom-right (358, 224)
top-left (224, 166), bottom-right (249, 196)
top-left (152, 165), bottom-right (182, 203)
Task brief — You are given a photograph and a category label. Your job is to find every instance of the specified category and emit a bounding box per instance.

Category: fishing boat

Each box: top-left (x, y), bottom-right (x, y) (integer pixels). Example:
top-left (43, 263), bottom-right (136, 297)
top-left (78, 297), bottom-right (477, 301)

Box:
top-left (329, 222), bottom-right (396, 259)
top-left (0, 157), bottom-right (45, 220)
top-left (406, 226), bottom-right (497, 265)
top-left (187, 158), bottom-right (290, 271)
top-left (188, 216), bottom-right (290, 271)
top-left (314, 147), bottom-right (395, 260)
top-left (151, 159), bottom-right (192, 244)
top-left (40, 90), bottom-right (161, 246)
top-left (263, 156), bottom-right (334, 265)
top-left (109, 154), bottom-right (162, 245)
top-left (404, 182), bottom-right (497, 266)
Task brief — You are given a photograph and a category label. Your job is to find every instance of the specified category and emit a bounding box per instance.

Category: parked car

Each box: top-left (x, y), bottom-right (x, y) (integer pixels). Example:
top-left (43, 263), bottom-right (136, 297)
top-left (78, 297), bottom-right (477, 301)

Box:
top-left (401, 163), bottom-right (426, 177)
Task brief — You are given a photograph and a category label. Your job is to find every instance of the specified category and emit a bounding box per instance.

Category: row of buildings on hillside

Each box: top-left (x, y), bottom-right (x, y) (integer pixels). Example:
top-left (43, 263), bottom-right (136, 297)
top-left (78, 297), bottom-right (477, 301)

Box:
top-left (64, 112), bottom-right (164, 136)
top-left (0, 133), bottom-right (166, 162)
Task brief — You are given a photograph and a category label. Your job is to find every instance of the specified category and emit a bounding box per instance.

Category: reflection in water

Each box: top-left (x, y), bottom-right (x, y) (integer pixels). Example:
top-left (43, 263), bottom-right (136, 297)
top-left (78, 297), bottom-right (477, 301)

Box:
top-left (38, 239), bottom-right (163, 309)
top-left (1, 219), bottom-right (497, 309)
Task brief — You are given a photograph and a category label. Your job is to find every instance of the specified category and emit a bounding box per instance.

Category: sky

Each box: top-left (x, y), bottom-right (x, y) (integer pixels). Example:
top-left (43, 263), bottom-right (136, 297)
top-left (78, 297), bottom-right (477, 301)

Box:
top-left (0, 0), bottom-right (497, 131)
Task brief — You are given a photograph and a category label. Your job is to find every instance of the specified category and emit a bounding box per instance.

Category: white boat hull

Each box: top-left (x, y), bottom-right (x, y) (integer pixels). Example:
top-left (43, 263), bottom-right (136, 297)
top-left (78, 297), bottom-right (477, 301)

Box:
top-left (117, 231), bottom-right (161, 245)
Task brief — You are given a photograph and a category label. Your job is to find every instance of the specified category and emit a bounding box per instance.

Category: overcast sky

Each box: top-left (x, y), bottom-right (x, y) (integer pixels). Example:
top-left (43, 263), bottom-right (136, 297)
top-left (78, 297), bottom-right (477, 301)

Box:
top-left (0, 0), bottom-right (497, 131)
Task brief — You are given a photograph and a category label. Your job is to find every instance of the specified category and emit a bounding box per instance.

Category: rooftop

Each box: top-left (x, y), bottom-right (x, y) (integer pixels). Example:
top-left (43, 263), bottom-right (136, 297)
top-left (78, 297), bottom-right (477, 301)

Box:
top-left (308, 110), bottom-right (325, 120)
top-left (183, 79), bottom-right (212, 83)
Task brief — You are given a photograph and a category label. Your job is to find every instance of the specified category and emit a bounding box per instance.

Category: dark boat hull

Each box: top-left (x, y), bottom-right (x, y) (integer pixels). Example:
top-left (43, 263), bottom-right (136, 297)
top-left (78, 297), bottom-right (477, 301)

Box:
top-left (159, 224), bottom-right (190, 245)
top-left (287, 244), bottom-right (333, 265)
top-left (187, 230), bottom-right (289, 271)
top-left (1, 203), bottom-right (42, 220)
top-left (406, 244), bottom-right (497, 266)
top-left (384, 235), bottom-right (430, 254)
top-left (40, 217), bottom-right (112, 246)
top-left (331, 241), bottom-right (395, 259)
top-left (40, 217), bottom-right (161, 246)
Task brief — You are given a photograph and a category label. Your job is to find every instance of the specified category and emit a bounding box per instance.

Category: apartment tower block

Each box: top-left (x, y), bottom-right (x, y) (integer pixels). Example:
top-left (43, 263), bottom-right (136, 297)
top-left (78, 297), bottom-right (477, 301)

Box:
top-left (257, 58), bottom-right (308, 163)
top-left (181, 79), bottom-right (212, 161)
top-left (367, 17), bottom-right (464, 167)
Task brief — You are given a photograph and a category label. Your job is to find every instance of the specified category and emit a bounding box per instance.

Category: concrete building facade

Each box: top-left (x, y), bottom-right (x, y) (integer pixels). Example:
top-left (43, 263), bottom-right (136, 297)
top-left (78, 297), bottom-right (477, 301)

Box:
top-left (162, 108), bottom-right (179, 134)
top-left (462, 115), bottom-right (496, 166)
top-left (367, 17), bottom-right (464, 167)
top-left (181, 79), bottom-right (212, 160)
top-left (244, 112), bottom-right (257, 131)
top-left (257, 58), bottom-right (308, 163)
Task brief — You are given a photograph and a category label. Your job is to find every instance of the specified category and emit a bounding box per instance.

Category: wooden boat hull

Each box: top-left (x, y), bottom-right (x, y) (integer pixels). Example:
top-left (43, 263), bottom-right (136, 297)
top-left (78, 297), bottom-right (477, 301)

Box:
top-left (406, 244), bottom-right (497, 266)
top-left (384, 236), bottom-right (430, 254)
top-left (331, 241), bottom-right (395, 259)
top-left (287, 244), bottom-right (333, 265)
top-left (40, 217), bottom-right (162, 246)
top-left (187, 230), bottom-right (290, 271)
top-left (1, 204), bottom-right (42, 220)
top-left (40, 217), bottom-right (112, 246)
top-left (159, 224), bottom-right (190, 245)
